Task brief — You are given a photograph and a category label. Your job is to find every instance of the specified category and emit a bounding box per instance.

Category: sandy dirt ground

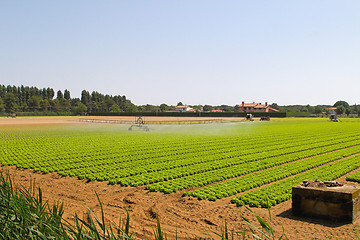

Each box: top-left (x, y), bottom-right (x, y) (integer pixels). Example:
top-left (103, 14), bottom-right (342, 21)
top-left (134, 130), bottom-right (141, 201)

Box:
top-left (3, 166), bottom-right (360, 240)
top-left (1, 116), bottom-right (360, 239)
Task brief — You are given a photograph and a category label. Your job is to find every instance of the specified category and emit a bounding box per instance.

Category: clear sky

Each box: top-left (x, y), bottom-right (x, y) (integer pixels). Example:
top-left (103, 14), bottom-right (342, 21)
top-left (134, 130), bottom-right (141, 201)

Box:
top-left (1, 1), bottom-right (359, 106)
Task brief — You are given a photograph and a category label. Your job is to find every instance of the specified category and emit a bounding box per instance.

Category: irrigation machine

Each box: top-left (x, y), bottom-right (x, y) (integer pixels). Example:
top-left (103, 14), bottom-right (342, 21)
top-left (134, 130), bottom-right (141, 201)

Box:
top-left (128, 116), bottom-right (150, 131)
top-left (329, 114), bottom-right (341, 122)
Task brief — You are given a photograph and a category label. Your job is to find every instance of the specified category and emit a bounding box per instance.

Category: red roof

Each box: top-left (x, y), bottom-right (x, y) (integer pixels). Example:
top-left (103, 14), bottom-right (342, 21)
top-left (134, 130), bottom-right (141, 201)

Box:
top-left (239, 102), bottom-right (279, 112)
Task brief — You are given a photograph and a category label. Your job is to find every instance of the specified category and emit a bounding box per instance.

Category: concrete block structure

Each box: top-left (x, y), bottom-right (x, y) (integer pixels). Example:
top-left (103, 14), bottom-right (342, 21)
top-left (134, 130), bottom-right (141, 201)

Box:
top-left (292, 182), bottom-right (360, 223)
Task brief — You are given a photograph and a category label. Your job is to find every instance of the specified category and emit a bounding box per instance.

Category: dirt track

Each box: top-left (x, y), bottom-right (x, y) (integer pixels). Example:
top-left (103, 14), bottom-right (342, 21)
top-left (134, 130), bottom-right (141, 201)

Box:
top-left (2, 116), bottom-right (360, 239)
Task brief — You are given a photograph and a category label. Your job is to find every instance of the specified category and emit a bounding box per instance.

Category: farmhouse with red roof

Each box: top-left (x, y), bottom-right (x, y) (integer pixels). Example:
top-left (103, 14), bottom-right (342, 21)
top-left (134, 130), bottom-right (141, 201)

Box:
top-left (238, 102), bottom-right (279, 113)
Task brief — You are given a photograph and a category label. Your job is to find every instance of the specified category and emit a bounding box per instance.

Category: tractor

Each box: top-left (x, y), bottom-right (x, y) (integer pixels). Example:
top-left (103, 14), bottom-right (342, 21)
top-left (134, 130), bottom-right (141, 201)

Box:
top-left (260, 116), bottom-right (270, 121)
top-left (245, 114), bottom-right (254, 121)
top-left (329, 114), bottom-right (340, 122)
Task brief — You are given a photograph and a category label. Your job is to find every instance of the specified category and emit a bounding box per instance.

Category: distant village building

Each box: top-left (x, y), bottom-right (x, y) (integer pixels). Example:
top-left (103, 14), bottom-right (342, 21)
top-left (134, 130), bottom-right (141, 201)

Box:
top-left (238, 102), bottom-right (279, 113)
top-left (175, 105), bottom-right (195, 112)
top-left (208, 109), bottom-right (223, 113)
top-left (327, 107), bottom-right (337, 115)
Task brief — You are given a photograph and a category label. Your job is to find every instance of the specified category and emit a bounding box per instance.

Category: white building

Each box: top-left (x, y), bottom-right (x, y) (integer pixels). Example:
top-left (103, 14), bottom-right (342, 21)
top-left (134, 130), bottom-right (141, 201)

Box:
top-left (175, 105), bottom-right (194, 112)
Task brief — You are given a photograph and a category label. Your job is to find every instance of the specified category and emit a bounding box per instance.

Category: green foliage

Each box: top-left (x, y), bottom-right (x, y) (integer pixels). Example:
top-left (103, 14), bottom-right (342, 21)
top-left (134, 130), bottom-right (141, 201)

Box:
top-left (153, 217), bottom-right (167, 240)
top-left (0, 172), bottom-right (66, 239)
top-left (0, 84), bottom-right (133, 115)
top-left (334, 100), bottom-right (350, 108)
top-left (40, 99), bottom-right (50, 111)
top-left (345, 107), bottom-right (352, 116)
top-left (28, 95), bottom-right (41, 111)
top-left (0, 97), bottom-right (3, 112)
top-left (240, 205), bottom-right (289, 240)
top-left (4, 92), bottom-right (17, 113)
top-left (346, 170), bottom-right (360, 183)
top-left (203, 105), bottom-right (214, 112)
top-left (72, 102), bottom-right (88, 115)
top-left (232, 154), bottom-right (360, 208)
top-left (335, 105), bottom-right (345, 115)
top-left (64, 89), bottom-right (71, 100)
top-left (1, 119), bottom-right (360, 210)
top-left (314, 105), bottom-right (323, 115)
top-left (184, 144), bottom-right (360, 201)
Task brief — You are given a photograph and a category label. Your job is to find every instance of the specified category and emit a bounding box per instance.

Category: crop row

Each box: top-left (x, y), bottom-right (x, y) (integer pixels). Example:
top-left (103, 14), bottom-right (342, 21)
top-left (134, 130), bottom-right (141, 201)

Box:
top-left (231, 153), bottom-right (360, 208)
top-left (183, 145), bottom-right (360, 200)
top-left (145, 139), bottom-right (360, 192)
top-left (60, 132), bottom-right (359, 181)
top-left (2, 126), bottom-right (352, 175)
top-left (346, 170), bottom-right (360, 183)
top-left (1, 127), bottom-right (341, 173)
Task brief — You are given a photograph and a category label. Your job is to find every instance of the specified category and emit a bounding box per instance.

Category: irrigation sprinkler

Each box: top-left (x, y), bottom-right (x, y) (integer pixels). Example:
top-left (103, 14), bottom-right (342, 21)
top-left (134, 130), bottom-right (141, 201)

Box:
top-left (128, 116), bottom-right (150, 131)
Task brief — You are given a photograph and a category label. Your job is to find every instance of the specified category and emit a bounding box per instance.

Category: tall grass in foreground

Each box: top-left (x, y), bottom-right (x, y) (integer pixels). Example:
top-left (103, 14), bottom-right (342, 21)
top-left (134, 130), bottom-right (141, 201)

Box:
top-left (0, 170), bottom-right (287, 240)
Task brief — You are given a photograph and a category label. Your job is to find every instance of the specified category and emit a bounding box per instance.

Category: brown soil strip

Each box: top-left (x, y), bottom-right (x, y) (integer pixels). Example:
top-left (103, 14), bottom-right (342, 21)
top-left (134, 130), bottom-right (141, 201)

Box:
top-left (3, 165), bottom-right (360, 240)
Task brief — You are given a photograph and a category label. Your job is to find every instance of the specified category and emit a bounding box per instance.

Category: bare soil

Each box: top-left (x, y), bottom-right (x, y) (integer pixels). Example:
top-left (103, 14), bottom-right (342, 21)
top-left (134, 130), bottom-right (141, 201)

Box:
top-left (1, 116), bottom-right (360, 239)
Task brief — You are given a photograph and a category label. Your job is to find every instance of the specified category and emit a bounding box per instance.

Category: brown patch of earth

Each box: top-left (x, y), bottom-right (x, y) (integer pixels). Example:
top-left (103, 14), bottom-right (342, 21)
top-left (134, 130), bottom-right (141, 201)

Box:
top-left (2, 165), bottom-right (360, 240)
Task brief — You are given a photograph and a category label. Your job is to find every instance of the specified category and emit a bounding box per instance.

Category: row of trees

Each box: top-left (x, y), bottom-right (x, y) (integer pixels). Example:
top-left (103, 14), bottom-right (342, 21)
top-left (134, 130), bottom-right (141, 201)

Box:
top-left (0, 85), bottom-right (136, 115)
top-left (0, 85), bottom-right (358, 116)
top-left (273, 101), bottom-right (359, 116)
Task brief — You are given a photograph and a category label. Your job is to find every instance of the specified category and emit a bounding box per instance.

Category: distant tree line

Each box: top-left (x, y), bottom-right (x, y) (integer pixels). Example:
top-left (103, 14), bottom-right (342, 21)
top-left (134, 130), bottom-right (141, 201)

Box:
top-left (0, 85), bottom-right (358, 117)
top-left (272, 100), bottom-right (358, 116)
top-left (0, 85), bottom-right (136, 115)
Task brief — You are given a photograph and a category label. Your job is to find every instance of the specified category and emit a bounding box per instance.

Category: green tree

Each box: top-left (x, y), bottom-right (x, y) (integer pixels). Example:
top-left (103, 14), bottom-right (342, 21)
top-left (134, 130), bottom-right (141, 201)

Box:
top-left (0, 97), bottom-right (3, 112)
top-left (203, 105), bottom-right (214, 112)
top-left (81, 90), bottom-right (90, 106)
top-left (334, 100), bottom-right (349, 109)
top-left (64, 89), bottom-right (71, 100)
top-left (98, 101), bottom-right (107, 112)
top-left (4, 93), bottom-right (17, 113)
top-left (40, 99), bottom-right (49, 111)
top-left (49, 99), bottom-right (59, 112)
top-left (219, 105), bottom-right (233, 112)
top-left (335, 105), bottom-right (345, 115)
top-left (125, 104), bottom-right (138, 113)
top-left (46, 88), bottom-right (55, 99)
top-left (72, 102), bottom-right (87, 115)
top-left (177, 102), bottom-right (184, 106)
top-left (305, 104), bottom-right (315, 114)
top-left (60, 99), bottom-right (71, 111)
top-left (28, 96), bottom-right (40, 111)
top-left (89, 101), bottom-right (98, 112)
top-left (345, 108), bottom-right (351, 116)
top-left (109, 103), bottom-right (121, 113)
top-left (314, 105), bottom-right (323, 115)
top-left (271, 103), bottom-right (279, 110)
top-left (160, 103), bottom-right (170, 112)
top-left (56, 90), bottom-right (63, 100)
top-left (352, 104), bottom-right (359, 115)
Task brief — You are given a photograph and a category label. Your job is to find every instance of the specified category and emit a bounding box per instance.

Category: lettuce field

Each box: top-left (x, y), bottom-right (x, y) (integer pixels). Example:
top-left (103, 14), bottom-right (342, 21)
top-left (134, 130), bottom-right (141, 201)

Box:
top-left (1, 118), bottom-right (360, 208)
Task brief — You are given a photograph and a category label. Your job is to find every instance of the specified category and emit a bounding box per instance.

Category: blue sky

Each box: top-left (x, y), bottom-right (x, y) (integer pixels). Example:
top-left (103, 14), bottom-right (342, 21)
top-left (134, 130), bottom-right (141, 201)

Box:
top-left (1, 1), bottom-right (359, 106)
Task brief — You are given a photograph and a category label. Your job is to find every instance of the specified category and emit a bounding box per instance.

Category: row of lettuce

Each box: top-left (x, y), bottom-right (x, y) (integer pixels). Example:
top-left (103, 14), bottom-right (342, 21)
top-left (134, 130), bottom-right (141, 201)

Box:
top-left (1, 121), bottom-right (360, 208)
